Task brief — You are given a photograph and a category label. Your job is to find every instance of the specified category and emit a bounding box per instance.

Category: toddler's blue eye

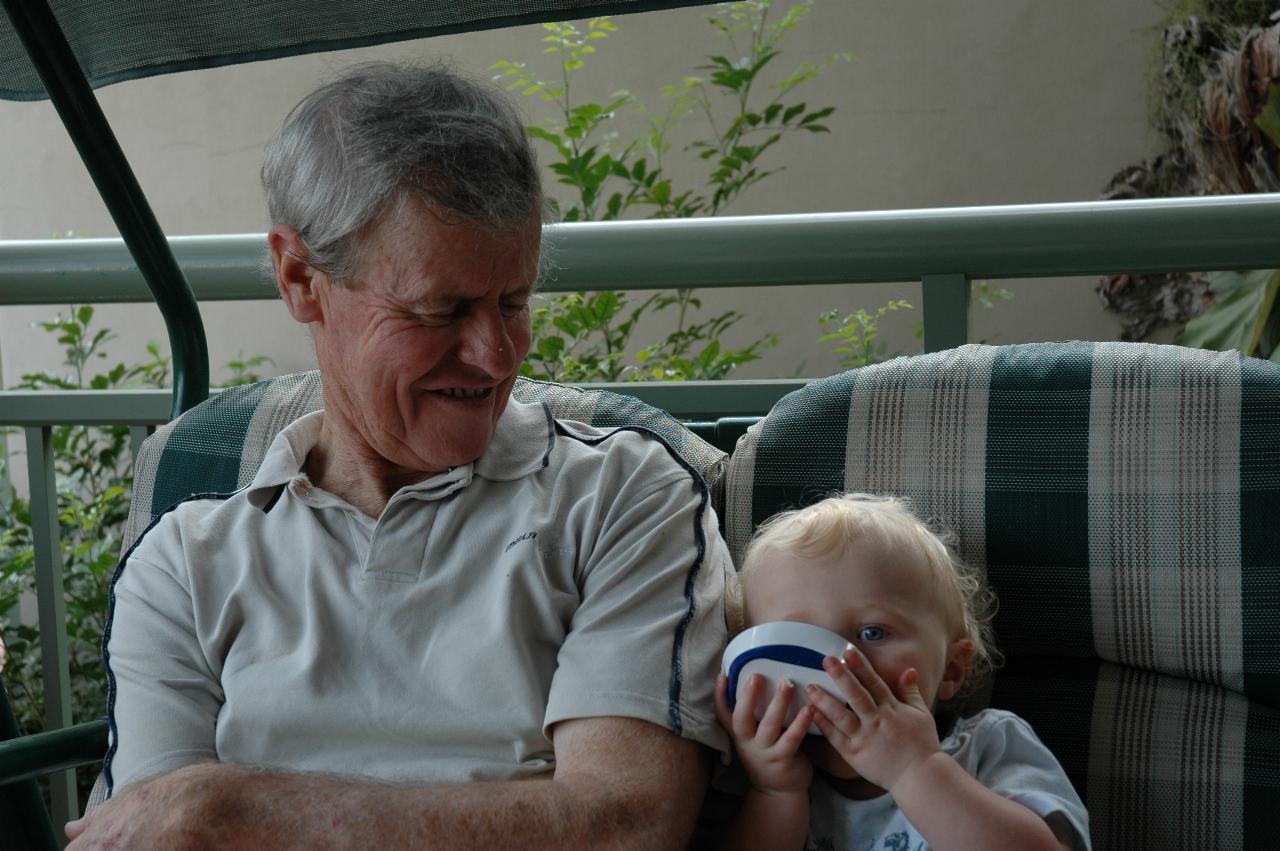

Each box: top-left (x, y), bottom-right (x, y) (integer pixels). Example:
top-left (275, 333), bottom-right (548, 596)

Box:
top-left (857, 625), bottom-right (887, 642)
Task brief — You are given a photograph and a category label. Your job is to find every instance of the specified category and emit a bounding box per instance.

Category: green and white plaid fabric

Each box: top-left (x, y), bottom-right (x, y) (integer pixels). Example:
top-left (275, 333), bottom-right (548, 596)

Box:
top-left (123, 371), bottom-right (725, 551)
top-left (723, 341), bottom-right (1280, 849)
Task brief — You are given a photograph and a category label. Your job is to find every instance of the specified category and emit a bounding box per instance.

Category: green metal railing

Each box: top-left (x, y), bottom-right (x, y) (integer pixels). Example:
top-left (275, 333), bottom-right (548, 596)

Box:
top-left (2, 194), bottom-right (1279, 826)
top-left (5, 194), bottom-right (1280, 355)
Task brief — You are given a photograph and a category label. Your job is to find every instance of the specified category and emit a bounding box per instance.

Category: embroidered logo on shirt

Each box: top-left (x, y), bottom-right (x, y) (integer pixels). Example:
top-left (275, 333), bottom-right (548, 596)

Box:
top-left (505, 530), bottom-right (537, 553)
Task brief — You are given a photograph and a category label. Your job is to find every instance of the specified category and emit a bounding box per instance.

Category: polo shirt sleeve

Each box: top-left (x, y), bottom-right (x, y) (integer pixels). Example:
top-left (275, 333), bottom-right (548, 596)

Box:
top-left (104, 521), bottom-right (223, 794)
top-left (543, 448), bottom-right (731, 757)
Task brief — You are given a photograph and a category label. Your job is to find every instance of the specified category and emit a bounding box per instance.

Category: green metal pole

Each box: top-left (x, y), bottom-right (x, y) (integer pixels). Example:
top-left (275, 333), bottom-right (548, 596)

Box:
top-left (0, 681), bottom-right (58, 851)
top-left (0, 718), bottom-right (109, 786)
top-left (24, 426), bottom-right (77, 831)
top-left (921, 274), bottom-right (970, 352)
top-left (1, 0), bottom-right (209, 418)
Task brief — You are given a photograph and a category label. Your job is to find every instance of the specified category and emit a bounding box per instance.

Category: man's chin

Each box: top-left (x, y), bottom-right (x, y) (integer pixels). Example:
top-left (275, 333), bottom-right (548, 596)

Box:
top-left (408, 431), bottom-right (494, 471)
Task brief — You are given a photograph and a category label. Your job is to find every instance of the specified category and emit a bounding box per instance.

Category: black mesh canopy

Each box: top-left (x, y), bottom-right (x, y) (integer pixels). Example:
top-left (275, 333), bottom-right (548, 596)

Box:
top-left (0, 0), bottom-right (716, 101)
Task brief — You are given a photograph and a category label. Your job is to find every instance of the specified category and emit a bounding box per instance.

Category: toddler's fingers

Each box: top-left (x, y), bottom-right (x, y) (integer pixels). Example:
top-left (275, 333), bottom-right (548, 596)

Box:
top-left (824, 654), bottom-right (875, 716)
top-left (842, 648), bottom-right (895, 706)
top-left (731, 673), bottom-right (764, 739)
top-left (805, 682), bottom-right (860, 740)
top-left (756, 678), bottom-right (795, 743)
top-left (776, 704), bottom-right (816, 754)
top-left (897, 668), bottom-right (929, 712)
top-left (807, 699), bottom-right (845, 749)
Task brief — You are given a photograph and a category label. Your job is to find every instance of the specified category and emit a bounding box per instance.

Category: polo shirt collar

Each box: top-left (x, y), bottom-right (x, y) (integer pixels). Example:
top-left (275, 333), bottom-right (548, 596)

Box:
top-left (473, 395), bottom-right (555, 481)
top-left (244, 396), bottom-right (553, 509)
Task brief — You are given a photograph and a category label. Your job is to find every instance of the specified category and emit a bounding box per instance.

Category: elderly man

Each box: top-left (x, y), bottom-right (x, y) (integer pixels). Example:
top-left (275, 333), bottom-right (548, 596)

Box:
top-left (69, 62), bottom-right (730, 849)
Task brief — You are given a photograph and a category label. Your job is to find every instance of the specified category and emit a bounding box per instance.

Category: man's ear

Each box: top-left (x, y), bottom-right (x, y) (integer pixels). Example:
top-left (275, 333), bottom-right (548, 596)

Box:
top-left (936, 639), bottom-right (976, 701)
top-left (268, 225), bottom-right (325, 325)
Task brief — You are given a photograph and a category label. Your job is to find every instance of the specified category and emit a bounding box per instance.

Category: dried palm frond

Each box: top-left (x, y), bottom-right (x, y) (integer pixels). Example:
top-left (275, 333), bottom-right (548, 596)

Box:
top-left (1196, 21), bottom-right (1280, 193)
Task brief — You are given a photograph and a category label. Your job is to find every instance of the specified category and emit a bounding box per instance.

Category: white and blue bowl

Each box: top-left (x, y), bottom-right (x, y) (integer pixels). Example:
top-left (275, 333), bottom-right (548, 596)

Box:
top-left (722, 621), bottom-right (852, 735)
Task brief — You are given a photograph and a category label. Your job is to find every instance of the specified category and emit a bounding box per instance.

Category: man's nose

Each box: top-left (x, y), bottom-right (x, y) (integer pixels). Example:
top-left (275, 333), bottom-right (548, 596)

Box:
top-left (458, 309), bottom-right (517, 375)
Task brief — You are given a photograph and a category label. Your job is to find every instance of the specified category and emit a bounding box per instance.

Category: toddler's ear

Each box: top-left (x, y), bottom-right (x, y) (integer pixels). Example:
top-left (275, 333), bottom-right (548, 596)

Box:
top-left (936, 639), bottom-right (976, 701)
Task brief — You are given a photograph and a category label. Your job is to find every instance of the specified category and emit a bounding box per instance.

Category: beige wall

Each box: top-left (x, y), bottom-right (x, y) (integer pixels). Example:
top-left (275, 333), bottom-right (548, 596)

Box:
top-left (0, 0), bottom-right (1168, 387)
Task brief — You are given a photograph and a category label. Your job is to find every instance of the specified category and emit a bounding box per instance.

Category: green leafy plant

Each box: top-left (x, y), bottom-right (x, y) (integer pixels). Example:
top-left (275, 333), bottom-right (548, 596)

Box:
top-left (632, 291), bottom-right (778, 380)
top-left (0, 306), bottom-right (272, 745)
top-left (1177, 268), bottom-right (1280, 360)
top-left (222, 352), bottom-right (277, 386)
top-left (969, 280), bottom-right (1016, 312)
top-left (817, 281), bottom-right (1015, 372)
top-left (496, 1), bottom-right (849, 382)
top-left (818, 299), bottom-right (913, 369)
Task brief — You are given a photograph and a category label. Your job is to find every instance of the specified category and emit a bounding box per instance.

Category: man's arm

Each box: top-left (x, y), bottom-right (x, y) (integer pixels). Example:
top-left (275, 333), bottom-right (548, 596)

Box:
top-left (68, 715), bottom-right (708, 850)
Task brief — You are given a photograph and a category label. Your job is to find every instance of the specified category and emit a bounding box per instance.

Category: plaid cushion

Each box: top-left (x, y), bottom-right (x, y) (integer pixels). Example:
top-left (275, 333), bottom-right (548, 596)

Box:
top-left (124, 371), bottom-right (725, 550)
top-left (723, 341), bottom-right (1280, 849)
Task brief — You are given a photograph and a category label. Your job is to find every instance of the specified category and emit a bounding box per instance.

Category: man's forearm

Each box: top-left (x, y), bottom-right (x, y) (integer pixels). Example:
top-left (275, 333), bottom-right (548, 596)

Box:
top-left (181, 762), bottom-right (688, 849)
top-left (72, 720), bottom-right (711, 851)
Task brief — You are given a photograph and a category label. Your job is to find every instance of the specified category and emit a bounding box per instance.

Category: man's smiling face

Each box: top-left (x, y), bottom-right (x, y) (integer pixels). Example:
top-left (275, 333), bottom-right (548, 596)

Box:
top-left (312, 198), bottom-right (540, 478)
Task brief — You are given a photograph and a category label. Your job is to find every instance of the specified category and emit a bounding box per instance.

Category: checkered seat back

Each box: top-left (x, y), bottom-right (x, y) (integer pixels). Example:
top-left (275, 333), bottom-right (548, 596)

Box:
top-left (123, 371), bottom-right (726, 550)
top-left (722, 341), bottom-right (1280, 850)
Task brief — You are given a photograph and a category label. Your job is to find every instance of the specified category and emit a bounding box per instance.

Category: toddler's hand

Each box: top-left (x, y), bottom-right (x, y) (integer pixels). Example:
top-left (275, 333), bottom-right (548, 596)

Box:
top-left (805, 649), bottom-right (941, 793)
top-left (715, 672), bottom-right (815, 797)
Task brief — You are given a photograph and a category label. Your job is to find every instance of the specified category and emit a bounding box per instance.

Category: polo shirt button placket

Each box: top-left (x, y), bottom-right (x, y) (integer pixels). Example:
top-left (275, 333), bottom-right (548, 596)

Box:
top-left (362, 497), bottom-right (437, 582)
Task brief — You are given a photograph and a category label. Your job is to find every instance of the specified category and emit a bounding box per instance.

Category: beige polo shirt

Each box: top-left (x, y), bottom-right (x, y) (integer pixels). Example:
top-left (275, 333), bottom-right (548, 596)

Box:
top-left (104, 397), bottom-right (730, 792)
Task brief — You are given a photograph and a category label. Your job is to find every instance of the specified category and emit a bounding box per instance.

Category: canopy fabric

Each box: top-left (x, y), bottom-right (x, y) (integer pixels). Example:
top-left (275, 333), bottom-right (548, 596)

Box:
top-left (0, 0), bottom-right (716, 101)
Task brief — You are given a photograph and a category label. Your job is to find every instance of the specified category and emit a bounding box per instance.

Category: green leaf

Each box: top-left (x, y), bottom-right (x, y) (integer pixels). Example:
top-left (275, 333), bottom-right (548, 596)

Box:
top-left (698, 339), bottom-right (721, 370)
top-left (77, 305), bottom-right (93, 326)
top-left (605, 192), bottom-right (624, 220)
top-left (527, 126), bottom-right (567, 151)
top-left (1176, 269), bottom-right (1280, 356)
top-left (536, 336), bottom-right (565, 359)
top-left (782, 103), bottom-right (806, 124)
top-left (799, 106), bottom-right (835, 125)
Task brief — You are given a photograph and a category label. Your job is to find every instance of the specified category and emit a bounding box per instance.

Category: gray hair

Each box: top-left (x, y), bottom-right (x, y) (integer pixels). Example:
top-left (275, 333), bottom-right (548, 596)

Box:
top-left (262, 61), bottom-right (547, 279)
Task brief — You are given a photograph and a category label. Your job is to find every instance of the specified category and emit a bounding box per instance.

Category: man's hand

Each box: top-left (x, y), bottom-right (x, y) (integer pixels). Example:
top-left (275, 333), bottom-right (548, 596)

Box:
top-left (805, 648), bottom-right (941, 793)
top-left (66, 763), bottom-right (224, 849)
